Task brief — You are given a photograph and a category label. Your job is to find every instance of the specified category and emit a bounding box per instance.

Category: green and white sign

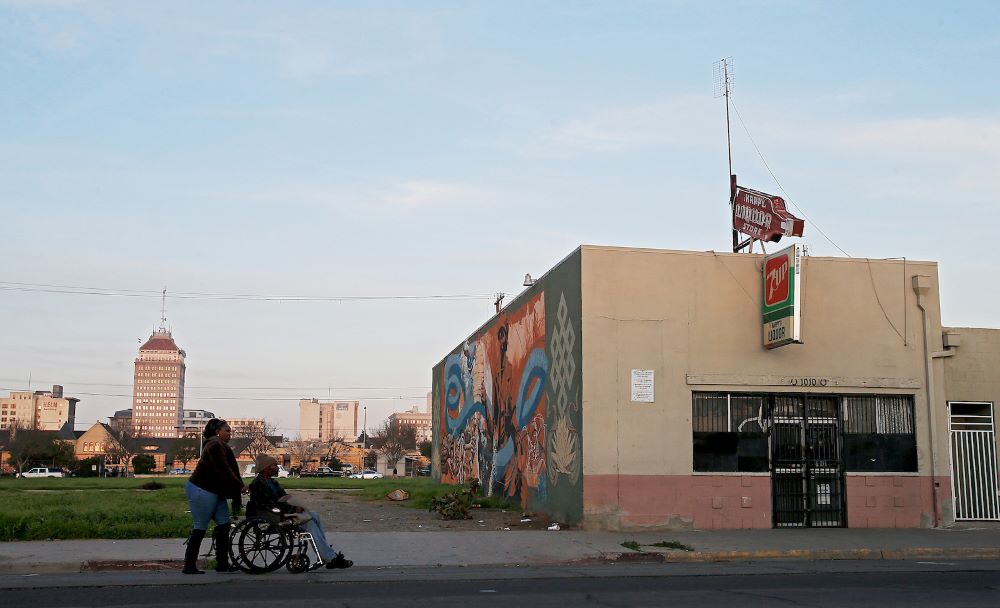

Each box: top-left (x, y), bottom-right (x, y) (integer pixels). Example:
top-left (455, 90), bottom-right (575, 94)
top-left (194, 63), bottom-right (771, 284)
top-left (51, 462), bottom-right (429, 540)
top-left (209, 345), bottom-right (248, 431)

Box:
top-left (762, 244), bottom-right (802, 349)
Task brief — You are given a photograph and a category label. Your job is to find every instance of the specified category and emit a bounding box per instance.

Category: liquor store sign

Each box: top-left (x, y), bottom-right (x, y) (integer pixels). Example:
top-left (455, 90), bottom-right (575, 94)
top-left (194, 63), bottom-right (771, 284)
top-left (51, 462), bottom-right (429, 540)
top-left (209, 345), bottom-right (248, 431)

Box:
top-left (762, 244), bottom-right (802, 349)
top-left (733, 185), bottom-right (804, 243)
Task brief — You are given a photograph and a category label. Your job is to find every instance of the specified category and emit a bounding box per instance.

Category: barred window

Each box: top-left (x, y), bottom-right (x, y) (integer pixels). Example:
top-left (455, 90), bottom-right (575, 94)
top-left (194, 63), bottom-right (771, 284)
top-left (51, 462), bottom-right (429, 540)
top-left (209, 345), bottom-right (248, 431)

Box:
top-left (842, 395), bottom-right (917, 472)
top-left (692, 392), bottom-right (768, 472)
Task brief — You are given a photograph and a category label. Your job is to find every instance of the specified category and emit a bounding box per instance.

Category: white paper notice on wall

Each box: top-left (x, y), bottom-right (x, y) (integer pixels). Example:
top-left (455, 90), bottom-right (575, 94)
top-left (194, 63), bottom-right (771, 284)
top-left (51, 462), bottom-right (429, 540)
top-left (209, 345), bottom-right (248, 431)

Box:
top-left (630, 369), bottom-right (655, 403)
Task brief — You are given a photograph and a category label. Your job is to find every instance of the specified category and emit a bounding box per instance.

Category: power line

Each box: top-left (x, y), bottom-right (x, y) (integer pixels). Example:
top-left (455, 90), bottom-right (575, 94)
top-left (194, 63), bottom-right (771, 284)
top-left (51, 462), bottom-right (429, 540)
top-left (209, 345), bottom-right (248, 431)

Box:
top-left (0, 281), bottom-right (494, 302)
top-left (0, 387), bottom-right (427, 401)
top-left (729, 99), bottom-right (852, 257)
top-left (0, 377), bottom-right (430, 391)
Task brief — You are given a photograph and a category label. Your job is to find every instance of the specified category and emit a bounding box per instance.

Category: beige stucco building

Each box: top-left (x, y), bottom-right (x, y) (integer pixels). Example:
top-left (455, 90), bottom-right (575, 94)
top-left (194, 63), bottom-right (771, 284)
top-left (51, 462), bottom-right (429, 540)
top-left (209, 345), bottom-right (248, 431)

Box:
top-left (0, 386), bottom-right (78, 432)
top-left (299, 399), bottom-right (359, 442)
top-left (432, 245), bottom-right (1000, 530)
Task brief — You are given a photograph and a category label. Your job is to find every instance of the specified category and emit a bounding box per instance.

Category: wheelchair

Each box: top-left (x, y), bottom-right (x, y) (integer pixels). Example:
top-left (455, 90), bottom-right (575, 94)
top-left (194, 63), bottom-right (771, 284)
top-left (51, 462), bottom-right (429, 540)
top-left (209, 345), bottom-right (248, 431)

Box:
top-left (227, 508), bottom-right (326, 574)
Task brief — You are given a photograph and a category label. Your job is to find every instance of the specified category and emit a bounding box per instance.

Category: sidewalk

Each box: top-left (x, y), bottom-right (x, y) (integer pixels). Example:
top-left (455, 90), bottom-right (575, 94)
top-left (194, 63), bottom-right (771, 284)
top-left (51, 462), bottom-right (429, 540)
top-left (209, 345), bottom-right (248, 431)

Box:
top-left (2, 525), bottom-right (1000, 574)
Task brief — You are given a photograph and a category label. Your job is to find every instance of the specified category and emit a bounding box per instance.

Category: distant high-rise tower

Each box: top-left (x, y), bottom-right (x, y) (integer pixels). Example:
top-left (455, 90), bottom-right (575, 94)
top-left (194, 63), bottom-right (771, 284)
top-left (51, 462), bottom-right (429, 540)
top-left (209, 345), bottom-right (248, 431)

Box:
top-left (132, 328), bottom-right (186, 438)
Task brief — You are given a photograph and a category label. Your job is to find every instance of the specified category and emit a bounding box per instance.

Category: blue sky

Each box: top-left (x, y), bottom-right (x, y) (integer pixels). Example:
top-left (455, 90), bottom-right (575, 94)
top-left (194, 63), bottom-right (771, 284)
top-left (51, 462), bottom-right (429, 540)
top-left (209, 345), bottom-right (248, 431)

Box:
top-left (1, 1), bottom-right (998, 436)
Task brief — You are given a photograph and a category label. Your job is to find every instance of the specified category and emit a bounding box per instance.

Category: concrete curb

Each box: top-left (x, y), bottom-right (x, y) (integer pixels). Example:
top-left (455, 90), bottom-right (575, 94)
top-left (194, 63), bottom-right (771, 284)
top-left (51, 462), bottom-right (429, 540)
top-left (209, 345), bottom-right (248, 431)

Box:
top-left (600, 547), bottom-right (1000, 563)
top-left (3, 547), bottom-right (1000, 575)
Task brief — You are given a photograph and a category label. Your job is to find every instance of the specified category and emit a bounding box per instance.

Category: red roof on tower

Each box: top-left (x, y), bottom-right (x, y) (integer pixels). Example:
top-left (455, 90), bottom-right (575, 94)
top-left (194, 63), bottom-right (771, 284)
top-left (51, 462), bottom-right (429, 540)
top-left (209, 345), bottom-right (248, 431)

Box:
top-left (139, 332), bottom-right (181, 352)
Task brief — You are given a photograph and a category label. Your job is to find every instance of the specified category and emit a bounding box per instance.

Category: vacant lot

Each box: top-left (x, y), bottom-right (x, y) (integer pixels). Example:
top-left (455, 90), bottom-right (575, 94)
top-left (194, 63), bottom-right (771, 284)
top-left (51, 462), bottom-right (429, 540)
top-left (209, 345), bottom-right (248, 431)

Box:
top-left (0, 477), bottom-right (544, 541)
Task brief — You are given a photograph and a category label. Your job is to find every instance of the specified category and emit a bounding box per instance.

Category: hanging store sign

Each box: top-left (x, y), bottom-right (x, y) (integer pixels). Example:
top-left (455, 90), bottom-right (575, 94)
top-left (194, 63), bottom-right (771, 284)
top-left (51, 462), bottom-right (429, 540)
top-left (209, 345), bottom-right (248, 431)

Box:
top-left (733, 185), bottom-right (804, 243)
top-left (762, 244), bottom-right (802, 349)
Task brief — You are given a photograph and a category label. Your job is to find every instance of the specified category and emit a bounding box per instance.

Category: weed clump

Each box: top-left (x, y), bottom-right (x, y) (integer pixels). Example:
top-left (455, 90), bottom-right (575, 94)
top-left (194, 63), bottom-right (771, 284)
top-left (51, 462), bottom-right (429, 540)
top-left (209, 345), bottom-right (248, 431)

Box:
top-left (428, 479), bottom-right (481, 520)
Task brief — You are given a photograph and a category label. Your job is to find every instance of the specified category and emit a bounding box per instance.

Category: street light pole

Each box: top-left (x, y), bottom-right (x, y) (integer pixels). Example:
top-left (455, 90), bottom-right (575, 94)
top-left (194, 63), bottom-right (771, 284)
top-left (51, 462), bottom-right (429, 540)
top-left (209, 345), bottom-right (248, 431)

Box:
top-left (362, 406), bottom-right (367, 450)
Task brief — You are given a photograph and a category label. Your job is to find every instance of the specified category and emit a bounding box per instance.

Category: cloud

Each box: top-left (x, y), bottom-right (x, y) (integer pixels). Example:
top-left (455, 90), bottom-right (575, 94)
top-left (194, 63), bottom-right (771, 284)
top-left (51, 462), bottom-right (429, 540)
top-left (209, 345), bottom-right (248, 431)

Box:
top-left (382, 180), bottom-right (494, 208)
top-left (521, 95), bottom-right (717, 156)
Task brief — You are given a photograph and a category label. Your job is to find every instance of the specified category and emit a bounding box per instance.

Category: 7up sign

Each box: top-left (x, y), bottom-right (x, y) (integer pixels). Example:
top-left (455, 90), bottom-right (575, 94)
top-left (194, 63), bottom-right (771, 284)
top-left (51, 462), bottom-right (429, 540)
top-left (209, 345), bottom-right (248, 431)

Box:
top-left (762, 245), bottom-right (802, 349)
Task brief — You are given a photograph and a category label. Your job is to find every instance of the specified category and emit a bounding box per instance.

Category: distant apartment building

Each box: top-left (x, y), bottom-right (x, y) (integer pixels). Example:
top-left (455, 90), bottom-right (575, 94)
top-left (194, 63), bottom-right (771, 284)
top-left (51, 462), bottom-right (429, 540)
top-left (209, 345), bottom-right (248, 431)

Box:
top-left (108, 408), bottom-right (132, 430)
top-left (0, 385), bottom-right (78, 432)
top-left (389, 406), bottom-right (432, 443)
top-left (299, 399), bottom-right (358, 442)
top-left (227, 417), bottom-right (266, 438)
top-left (178, 409), bottom-right (217, 436)
top-left (132, 329), bottom-right (186, 438)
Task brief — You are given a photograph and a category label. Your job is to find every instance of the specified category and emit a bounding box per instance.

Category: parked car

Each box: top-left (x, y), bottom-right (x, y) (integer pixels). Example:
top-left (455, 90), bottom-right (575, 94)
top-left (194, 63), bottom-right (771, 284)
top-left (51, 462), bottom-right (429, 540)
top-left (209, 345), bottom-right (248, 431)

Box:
top-left (417, 465), bottom-right (432, 477)
top-left (349, 469), bottom-right (384, 479)
top-left (20, 467), bottom-right (65, 478)
top-left (241, 463), bottom-right (290, 478)
top-left (168, 468), bottom-right (192, 476)
top-left (300, 466), bottom-right (345, 478)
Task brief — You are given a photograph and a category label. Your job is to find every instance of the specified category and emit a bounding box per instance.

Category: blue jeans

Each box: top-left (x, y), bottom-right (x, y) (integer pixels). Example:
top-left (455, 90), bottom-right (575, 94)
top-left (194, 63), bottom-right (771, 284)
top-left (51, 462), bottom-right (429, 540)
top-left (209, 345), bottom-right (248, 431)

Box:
top-left (186, 480), bottom-right (230, 530)
top-left (301, 511), bottom-right (337, 562)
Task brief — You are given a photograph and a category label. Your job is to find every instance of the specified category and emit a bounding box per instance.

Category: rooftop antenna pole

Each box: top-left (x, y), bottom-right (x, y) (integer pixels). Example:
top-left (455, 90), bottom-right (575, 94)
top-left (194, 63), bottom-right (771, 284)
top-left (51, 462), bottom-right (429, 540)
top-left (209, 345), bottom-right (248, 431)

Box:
top-left (714, 58), bottom-right (738, 252)
top-left (159, 288), bottom-right (168, 331)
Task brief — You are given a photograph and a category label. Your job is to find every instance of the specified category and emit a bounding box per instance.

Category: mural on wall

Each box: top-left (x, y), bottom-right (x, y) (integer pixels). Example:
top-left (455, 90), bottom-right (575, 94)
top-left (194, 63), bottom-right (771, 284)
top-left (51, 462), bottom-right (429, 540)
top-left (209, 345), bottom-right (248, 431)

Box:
top-left (433, 248), bottom-right (583, 521)
top-left (440, 293), bottom-right (549, 505)
top-left (546, 292), bottom-right (581, 486)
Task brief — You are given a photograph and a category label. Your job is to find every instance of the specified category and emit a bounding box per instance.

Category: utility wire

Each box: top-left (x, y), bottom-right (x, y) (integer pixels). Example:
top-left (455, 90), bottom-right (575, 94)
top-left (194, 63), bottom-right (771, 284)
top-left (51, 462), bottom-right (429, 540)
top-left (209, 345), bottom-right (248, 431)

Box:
top-left (0, 377), bottom-right (429, 391)
top-left (729, 99), bottom-right (852, 258)
top-left (0, 281), bottom-right (493, 302)
top-left (0, 387), bottom-right (427, 401)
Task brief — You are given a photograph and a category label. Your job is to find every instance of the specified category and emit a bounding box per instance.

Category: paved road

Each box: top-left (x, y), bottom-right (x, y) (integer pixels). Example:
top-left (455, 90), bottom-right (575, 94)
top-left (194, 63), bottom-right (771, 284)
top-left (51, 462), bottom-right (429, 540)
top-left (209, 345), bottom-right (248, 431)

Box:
top-left (2, 560), bottom-right (998, 607)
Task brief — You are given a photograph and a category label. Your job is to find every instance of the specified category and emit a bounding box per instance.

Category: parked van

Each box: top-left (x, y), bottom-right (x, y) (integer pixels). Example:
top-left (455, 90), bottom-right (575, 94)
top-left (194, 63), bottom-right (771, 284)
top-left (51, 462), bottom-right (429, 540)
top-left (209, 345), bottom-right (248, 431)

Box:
top-left (241, 463), bottom-right (290, 478)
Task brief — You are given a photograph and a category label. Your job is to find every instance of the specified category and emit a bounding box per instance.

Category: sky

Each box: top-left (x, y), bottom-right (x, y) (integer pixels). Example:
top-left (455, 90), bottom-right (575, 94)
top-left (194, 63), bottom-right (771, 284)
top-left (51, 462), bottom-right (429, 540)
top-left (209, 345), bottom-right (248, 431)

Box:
top-left (1, 1), bottom-right (998, 438)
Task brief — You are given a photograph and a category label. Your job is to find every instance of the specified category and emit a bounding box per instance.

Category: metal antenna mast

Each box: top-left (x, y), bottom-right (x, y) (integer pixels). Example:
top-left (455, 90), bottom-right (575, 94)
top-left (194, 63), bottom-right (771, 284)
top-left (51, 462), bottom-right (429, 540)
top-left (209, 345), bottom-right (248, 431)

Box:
top-left (159, 288), bottom-right (167, 331)
top-left (714, 58), bottom-right (737, 251)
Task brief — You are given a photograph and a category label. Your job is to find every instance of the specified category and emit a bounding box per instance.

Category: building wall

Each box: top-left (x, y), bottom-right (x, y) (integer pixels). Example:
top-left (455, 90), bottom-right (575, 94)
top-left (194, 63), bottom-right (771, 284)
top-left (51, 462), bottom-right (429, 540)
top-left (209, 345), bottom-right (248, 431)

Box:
top-left (432, 249), bottom-right (583, 523)
top-left (0, 392), bottom-right (36, 430)
top-left (943, 328), bottom-right (1000, 405)
top-left (299, 399), bottom-right (359, 442)
top-left (0, 390), bottom-right (76, 431)
top-left (580, 246), bottom-right (951, 530)
top-left (132, 331), bottom-right (186, 438)
top-left (941, 327), bottom-right (1000, 515)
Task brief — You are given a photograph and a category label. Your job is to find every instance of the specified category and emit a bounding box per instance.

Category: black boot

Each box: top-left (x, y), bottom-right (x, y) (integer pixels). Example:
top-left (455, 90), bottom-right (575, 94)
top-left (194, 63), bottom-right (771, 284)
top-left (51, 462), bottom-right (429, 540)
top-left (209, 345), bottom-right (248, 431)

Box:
top-left (213, 523), bottom-right (238, 572)
top-left (326, 552), bottom-right (353, 569)
top-left (183, 529), bottom-right (206, 574)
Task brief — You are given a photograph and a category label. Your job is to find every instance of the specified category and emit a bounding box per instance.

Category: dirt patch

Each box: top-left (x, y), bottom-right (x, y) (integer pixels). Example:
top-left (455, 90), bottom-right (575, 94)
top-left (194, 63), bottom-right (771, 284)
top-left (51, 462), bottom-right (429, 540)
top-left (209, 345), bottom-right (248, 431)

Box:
top-left (290, 489), bottom-right (561, 532)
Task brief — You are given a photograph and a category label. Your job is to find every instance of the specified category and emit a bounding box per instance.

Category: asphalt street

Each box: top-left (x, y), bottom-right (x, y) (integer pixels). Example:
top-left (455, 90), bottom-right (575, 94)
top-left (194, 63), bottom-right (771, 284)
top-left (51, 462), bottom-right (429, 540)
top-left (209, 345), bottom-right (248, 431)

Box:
top-left (1, 560), bottom-right (998, 607)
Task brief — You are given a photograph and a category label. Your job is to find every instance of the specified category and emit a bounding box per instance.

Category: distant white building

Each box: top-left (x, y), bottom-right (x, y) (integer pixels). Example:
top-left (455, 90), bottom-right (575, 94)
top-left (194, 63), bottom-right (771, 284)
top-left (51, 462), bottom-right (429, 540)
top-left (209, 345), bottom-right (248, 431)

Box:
top-left (299, 399), bottom-right (359, 442)
top-left (179, 409), bottom-right (217, 436)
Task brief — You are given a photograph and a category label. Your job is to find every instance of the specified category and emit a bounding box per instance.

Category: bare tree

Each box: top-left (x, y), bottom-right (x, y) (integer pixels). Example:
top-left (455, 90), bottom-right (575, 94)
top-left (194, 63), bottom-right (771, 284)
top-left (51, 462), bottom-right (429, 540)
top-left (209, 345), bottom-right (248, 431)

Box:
top-left (169, 436), bottom-right (200, 470)
top-left (325, 436), bottom-right (349, 467)
top-left (232, 419), bottom-right (278, 464)
top-left (105, 422), bottom-right (148, 477)
top-left (5, 421), bottom-right (48, 476)
top-left (369, 420), bottom-right (414, 476)
top-left (284, 436), bottom-right (327, 472)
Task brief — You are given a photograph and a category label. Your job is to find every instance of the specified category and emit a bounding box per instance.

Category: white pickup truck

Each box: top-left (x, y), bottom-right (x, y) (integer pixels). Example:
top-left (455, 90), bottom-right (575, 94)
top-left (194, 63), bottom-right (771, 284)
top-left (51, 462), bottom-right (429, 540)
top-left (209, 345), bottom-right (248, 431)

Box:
top-left (20, 467), bottom-right (64, 478)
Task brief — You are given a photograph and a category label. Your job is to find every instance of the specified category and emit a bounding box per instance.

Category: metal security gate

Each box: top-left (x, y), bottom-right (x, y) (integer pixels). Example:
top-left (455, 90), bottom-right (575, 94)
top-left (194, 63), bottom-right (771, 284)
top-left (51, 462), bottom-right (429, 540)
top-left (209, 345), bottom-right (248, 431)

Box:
top-left (949, 402), bottom-right (1000, 520)
top-left (771, 395), bottom-right (845, 527)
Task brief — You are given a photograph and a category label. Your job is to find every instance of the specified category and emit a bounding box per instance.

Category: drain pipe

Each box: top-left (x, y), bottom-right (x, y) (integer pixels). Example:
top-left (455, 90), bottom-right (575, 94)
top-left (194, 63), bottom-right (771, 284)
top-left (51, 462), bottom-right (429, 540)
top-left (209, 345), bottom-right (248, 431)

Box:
top-left (912, 275), bottom-right (941, 527)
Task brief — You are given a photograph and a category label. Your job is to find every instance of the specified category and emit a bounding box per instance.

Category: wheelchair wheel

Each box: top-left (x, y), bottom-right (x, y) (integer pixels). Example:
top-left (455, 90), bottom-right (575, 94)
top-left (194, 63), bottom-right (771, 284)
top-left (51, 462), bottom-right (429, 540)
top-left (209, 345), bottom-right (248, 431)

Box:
top-left (235, 517), bottom-right (291, 574)
top-left (285, 551), bottom-right (310, 573)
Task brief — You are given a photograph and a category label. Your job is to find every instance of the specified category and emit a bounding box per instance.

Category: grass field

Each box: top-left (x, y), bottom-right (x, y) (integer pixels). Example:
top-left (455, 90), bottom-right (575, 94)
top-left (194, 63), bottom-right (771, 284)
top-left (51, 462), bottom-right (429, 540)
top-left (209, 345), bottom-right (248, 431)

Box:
top-left (0, 477), bottom-right (506, 542)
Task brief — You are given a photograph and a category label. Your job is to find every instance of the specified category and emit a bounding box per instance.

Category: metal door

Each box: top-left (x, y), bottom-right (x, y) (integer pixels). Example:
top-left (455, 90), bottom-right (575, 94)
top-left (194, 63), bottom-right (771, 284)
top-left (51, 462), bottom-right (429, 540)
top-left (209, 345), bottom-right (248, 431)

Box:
top-left (949, 402), bottom-right (1000, 520)
top-left (771, 395), bottom-right (845, 527)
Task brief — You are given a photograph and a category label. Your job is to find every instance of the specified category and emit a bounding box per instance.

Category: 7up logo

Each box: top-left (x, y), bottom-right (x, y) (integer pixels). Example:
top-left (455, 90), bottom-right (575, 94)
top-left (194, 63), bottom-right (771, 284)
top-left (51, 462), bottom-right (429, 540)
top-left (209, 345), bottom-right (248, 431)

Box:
top-left (764, 255), bottom-right (790, 307)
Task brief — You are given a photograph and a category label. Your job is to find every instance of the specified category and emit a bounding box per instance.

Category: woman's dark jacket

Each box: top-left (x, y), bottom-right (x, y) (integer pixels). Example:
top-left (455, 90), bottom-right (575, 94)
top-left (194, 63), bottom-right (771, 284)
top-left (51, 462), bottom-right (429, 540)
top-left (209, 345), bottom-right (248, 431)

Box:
top-left (189, 436), bottom-right (243, 500)
top-left (247, 475), bottom-right (294, 518)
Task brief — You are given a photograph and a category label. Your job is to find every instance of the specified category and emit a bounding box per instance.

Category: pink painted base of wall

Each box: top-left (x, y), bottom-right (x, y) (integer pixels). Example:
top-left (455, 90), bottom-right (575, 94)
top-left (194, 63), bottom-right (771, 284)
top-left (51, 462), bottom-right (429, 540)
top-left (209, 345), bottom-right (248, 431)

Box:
top-left (584, 474), bottom-right (946, 530)
top-left (845, 475), bottom-right (948, 528)
top-left (583, 474), bottom-right (772, 530)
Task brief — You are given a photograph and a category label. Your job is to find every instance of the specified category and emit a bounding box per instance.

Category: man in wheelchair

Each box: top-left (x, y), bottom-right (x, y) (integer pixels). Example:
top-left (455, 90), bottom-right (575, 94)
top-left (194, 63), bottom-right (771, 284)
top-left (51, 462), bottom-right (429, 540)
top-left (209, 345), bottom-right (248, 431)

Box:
top-left (247, 455), bottom-right (353, 570)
